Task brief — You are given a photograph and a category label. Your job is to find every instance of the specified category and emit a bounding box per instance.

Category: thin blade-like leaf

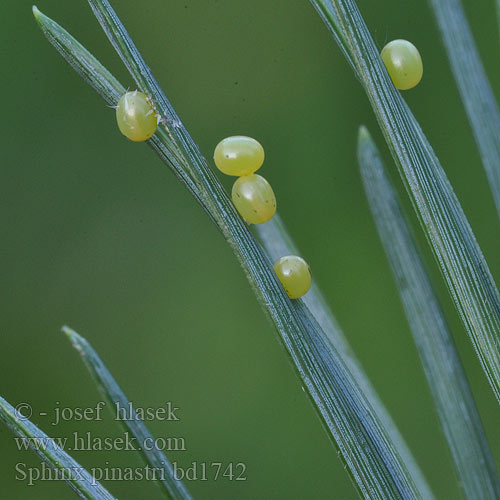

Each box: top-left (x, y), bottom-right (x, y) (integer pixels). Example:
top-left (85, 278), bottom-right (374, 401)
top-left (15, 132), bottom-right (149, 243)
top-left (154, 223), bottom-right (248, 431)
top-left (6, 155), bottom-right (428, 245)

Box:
top-left (358, 126), bottom-right (500, 500)
top-left (428, 0), bottom-right (500, 220)
top-left (62, 326), bottom-right (192, 500)
top-left (32, 6), bottom-right (210, 222)
top-left (256, 214), bottom-right (435, 500)
top-left (311, 0), bottom-right (500, 403)
top-left (35, 4), bottom-right (428, 498)
top-left (0, 396), bottom-right (116, 500)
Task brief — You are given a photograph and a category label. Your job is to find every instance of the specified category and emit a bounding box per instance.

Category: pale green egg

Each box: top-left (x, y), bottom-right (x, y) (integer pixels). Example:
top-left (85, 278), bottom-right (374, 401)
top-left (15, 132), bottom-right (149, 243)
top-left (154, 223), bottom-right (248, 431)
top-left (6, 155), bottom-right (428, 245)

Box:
top-left (231, 174), bottom-right (276, 224)
top-left (381, 40), bottom-right (423, 90)
top-left (214, 136), bottom-right (265, 176)
top-left (273, 255), bottom-right (312, 299)
top-left (116, 90), bottom-right (158, 142)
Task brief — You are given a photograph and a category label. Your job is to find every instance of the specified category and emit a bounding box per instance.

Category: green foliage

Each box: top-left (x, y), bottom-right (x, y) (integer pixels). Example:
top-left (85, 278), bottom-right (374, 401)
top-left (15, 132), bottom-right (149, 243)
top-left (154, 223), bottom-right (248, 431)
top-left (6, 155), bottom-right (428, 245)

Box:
top-left (256, 214), bottom-right (435, 499)
top-left (358, 126), bottom-right (500, 499)
top-left (62, 326), bottom-right (193, 500)
top-left (312, 0), bottom-right (500, 405)
top-left (0, 0), bottom-right (495, 499)
top-left (0, 396), bottom-right (116, 500)
top-left (30, 1), bottom-right (430, 498)
top-left (429, 0), bottom-right (500, 219)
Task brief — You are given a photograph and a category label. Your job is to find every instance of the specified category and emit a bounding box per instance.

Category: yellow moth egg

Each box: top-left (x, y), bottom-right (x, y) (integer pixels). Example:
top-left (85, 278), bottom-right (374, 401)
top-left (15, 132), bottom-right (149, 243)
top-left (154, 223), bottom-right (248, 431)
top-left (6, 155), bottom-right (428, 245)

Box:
top-left (381, 39), bottom-right (423, 90)
top-left (231, 174), bottom-right (276, 224)
top-left (214, 136), bottom-right (265, 176)
top-left (116, 90), bottom-right (158, 142)
top-left (273, 255), bottom-right (312, 299)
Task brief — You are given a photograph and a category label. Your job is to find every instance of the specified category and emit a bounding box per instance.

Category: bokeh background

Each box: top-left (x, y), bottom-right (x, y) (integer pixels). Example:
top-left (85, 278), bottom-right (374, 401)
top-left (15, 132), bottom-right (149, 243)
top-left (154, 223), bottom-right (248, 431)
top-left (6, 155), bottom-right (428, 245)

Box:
top-left (2, 0), bottom-right (500, 498)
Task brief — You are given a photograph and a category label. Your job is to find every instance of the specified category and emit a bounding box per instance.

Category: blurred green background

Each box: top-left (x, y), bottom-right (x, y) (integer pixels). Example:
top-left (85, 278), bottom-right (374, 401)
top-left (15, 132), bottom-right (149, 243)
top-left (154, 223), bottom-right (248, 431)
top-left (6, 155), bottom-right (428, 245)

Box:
top-left (2, 0), bottom-right (500, 498)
